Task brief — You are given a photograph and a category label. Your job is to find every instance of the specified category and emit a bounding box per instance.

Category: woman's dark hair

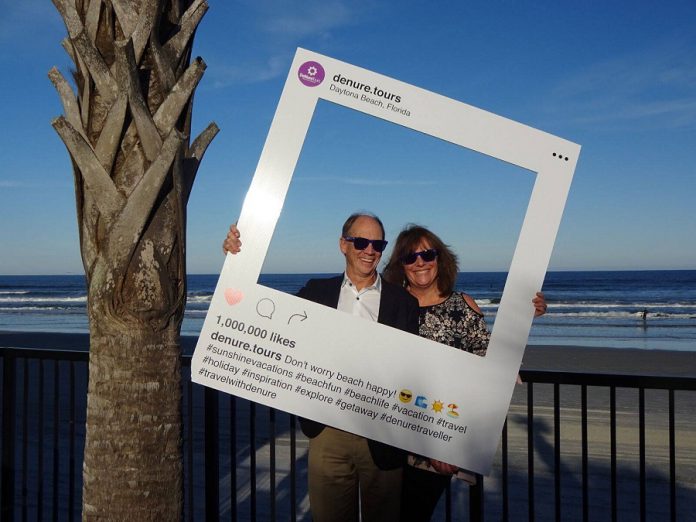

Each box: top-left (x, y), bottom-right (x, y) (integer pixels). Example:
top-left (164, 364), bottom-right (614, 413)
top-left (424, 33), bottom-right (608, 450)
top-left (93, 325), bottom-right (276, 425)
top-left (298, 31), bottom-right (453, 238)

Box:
top-left (383, 224), bottom-right (458, 297)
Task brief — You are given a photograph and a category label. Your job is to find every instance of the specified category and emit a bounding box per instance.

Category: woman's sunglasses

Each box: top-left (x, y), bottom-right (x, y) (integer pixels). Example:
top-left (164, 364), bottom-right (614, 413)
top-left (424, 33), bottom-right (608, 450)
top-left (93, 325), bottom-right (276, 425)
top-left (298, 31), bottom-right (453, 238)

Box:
top-left (342, 236), bottom-right (388, 253)
top-left (400, 249), bottom-right (439, 265)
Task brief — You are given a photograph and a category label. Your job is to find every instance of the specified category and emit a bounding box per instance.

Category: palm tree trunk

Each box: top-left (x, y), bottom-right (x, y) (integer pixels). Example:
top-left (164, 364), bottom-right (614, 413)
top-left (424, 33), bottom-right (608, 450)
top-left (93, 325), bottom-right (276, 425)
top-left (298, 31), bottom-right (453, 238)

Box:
top-left (83, 328), bottom-right (182, 518)
top-left (49, 0), bottom-right (218, 518)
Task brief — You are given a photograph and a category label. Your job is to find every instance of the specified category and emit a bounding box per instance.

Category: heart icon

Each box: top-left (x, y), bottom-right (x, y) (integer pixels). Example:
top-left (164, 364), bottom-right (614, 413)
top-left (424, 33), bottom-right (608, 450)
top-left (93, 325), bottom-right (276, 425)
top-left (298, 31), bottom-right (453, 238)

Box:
top-left (224, 288), bottom-right (244, 305)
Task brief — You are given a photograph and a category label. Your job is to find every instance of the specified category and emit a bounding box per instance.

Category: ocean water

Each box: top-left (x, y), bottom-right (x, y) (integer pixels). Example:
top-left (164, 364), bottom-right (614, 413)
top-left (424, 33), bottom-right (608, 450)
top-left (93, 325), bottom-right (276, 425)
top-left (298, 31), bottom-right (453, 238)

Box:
top-left (1, 271), bottom-right (695, 351)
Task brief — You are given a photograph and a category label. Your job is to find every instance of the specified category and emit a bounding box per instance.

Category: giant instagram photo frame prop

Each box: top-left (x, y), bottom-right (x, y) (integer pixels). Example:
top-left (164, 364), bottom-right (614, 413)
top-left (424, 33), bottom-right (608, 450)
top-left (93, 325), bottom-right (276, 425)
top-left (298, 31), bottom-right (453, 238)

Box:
top-left (192, 48), bottom-right (579, 474)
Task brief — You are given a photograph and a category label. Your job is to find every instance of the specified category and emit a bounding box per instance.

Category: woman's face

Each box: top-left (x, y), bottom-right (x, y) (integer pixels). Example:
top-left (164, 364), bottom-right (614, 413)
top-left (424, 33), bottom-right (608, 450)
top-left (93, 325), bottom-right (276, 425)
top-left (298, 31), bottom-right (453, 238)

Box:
top-left (403, 238), bottom-right (439, 291)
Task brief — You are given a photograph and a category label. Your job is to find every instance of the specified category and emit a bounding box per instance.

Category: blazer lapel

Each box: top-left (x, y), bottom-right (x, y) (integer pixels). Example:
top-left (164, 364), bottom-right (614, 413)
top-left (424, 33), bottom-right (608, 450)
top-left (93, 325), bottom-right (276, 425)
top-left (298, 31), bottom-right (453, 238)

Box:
top-left (377, 281), bottom-right (395, 325)
top-left (326, 276), bottom-right (342, 309)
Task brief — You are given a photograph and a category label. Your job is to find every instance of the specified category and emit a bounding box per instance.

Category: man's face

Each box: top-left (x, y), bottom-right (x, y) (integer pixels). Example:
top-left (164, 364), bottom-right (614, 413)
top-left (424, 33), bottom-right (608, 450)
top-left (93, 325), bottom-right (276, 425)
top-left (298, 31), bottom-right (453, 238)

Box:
top-left (339, 216), bottom-right (384, 283)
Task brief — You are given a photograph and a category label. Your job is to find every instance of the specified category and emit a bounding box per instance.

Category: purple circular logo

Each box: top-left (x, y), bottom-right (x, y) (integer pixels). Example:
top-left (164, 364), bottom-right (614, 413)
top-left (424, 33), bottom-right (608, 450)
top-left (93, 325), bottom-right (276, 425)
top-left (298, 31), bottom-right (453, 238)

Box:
top-left (297, 61), bottom-right (325, 87)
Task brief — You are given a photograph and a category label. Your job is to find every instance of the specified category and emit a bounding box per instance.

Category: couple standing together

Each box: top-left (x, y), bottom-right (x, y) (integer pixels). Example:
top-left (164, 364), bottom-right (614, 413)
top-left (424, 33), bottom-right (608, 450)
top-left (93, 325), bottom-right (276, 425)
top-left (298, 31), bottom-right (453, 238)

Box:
top-left (223, 212), bottom-right (546, 522)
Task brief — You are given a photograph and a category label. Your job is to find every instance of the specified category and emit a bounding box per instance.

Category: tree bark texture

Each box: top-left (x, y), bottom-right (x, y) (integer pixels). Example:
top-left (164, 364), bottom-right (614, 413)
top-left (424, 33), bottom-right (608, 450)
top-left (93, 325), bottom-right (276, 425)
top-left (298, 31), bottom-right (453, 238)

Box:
top-left (50, 1), bottom-right (218, 519)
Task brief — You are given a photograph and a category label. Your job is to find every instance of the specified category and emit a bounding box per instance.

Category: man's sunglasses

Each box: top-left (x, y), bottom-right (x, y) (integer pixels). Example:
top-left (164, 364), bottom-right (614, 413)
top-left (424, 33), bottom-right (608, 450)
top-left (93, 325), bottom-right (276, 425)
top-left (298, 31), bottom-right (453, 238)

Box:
top-left (400, 249), bottom-right (439, 265)
top-left (342, 236), bottom-right (388, 253)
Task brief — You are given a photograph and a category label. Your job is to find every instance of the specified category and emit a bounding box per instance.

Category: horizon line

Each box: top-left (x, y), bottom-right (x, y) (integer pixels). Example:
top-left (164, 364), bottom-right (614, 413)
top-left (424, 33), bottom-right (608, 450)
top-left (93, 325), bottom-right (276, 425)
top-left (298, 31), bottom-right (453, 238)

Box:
top-left (1, 267), bottom-right (695, 277)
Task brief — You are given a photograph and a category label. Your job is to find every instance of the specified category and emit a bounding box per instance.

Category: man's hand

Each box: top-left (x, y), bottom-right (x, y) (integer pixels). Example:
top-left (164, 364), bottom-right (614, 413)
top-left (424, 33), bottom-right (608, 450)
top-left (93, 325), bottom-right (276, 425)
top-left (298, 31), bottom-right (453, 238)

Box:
top-left (222, 224), bottom-right (241, 255)
top-left (533, 292), bottom-right (548, 317)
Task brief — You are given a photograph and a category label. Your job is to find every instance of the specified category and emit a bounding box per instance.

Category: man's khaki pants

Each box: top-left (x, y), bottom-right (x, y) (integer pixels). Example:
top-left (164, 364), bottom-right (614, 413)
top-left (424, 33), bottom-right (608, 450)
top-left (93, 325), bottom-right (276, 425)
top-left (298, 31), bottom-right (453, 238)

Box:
top-left (308, 427), bottom-right (402, 522)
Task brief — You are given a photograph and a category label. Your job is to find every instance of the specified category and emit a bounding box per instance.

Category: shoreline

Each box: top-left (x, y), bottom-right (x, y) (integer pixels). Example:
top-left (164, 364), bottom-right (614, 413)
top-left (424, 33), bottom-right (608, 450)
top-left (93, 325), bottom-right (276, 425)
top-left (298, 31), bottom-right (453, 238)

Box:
top-left (1, 330), bottom-right (695, 377)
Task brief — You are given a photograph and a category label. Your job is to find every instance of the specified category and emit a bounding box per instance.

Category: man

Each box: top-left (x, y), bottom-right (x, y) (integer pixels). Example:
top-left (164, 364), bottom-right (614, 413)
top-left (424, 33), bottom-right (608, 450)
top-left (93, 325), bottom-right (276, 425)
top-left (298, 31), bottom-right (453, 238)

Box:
top-left (223, 213), bottom-right (419, 522)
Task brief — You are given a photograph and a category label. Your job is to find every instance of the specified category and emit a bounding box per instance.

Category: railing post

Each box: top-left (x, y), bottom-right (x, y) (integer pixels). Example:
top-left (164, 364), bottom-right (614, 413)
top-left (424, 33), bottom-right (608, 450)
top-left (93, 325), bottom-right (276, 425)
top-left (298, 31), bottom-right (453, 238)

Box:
top-left (1, 352), bottom-right (16, 521)
top-left (204, 387), bottom-right (219, 522)
top-left (527, 383), bottom-right (535, 522)
top-left (469, 474), bottom-right (484, 522)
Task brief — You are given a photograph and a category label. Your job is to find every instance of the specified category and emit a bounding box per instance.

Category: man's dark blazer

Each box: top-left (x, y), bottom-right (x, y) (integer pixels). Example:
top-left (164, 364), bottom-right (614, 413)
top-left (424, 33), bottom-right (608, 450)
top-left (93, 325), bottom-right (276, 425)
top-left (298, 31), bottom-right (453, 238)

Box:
top-left (296, 275), bottom-right (420, 470)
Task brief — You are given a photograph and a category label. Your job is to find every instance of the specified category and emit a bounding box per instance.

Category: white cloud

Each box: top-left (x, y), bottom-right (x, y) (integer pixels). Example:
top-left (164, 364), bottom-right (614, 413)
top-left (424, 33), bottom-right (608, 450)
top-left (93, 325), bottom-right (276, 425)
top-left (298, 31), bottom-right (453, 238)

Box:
top-left (0, 180), bottom-right (25, 188)
top-left (260, 2), bottom-right (354, 38)
top-left (548, 37), bottom-right (696, 129)
top-left (296, 176), bottom-right (436, 187)
top-left (209, 54), bottom-right (291, 87)
top-left (206, 0), bottom-right (370, 88)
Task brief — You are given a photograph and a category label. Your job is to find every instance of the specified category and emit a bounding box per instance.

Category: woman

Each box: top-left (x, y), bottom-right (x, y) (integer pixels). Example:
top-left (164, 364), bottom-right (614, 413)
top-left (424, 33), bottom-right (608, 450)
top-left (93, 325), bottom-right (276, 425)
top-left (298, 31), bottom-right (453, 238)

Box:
top-left (382, 224), bottom-right (546, 521)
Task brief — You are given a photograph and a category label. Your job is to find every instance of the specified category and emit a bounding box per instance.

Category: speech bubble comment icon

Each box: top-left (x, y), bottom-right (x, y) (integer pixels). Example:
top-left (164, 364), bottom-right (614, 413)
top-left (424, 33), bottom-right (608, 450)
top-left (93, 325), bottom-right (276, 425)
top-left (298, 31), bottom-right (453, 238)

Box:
top-left (256, 298), bottom-right (276, 319)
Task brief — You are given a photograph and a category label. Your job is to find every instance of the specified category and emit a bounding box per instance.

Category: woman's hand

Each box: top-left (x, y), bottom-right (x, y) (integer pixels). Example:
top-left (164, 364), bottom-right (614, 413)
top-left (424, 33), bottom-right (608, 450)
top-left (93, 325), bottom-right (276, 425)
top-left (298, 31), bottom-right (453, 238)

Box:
top-left (429, 459), bottom-right (458, 475)
top-left (222, 224), bottom-right (241, 255)
top-left (533, 291), bottom-right (548, 317)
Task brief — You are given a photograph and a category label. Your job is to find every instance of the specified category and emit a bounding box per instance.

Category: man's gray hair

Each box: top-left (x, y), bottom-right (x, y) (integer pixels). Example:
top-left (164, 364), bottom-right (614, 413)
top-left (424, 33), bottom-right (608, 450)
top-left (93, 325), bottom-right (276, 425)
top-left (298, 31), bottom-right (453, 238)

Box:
top-left (341, 212), bottom-right (386, 240)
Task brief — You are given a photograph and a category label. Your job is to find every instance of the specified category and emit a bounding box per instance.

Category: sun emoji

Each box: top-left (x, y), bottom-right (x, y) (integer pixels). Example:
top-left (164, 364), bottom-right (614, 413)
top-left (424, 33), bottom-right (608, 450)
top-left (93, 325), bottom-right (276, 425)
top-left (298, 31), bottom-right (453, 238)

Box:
top-left (431, 400), bottom-right (444, 413)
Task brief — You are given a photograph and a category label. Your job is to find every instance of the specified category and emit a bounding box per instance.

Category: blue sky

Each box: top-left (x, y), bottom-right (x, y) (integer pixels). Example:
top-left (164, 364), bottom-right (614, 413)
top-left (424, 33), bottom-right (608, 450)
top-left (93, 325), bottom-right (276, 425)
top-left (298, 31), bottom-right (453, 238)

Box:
top-left (1, 1), bottom-right (695, 275)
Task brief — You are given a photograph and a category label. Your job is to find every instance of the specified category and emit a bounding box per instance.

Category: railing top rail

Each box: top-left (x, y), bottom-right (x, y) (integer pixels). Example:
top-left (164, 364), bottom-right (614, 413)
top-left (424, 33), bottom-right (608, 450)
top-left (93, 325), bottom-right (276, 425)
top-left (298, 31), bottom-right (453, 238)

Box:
top-left (2, 347), bottom-right (696, 390)
top-left (0, 346), bottom-right (89, 362)
top-left (520, 368), bottom-right (696, 390)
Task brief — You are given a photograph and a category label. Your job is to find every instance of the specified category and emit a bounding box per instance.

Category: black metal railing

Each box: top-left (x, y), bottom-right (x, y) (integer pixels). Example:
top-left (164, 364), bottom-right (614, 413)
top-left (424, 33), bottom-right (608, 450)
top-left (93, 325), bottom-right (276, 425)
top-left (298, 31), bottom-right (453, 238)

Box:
top-left (1, 347), bottom-right (695, 521)
top-left (1, 348), bottom-right (87, 522)
top-left (499, 370), bottom-right (696, 522)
